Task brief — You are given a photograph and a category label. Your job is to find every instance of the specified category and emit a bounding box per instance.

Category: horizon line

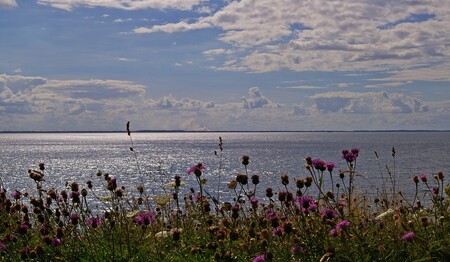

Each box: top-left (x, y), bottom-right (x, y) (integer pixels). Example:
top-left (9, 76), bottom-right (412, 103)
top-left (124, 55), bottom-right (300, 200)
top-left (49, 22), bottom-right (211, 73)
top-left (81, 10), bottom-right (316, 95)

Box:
top-left (1, 129), bottom-right (449, 134)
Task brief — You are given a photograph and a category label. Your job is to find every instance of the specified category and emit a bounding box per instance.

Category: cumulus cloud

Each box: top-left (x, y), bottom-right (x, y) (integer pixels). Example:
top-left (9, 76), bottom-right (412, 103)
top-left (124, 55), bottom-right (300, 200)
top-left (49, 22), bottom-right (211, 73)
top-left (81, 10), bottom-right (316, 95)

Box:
top-left (0, 0), bottom-right (16, 8)
top-left (241, 87), bottom-right (280, 109)
top-left (310, 91), bottom-right (429, 114)
top-left (37, 0), bottom-right (203, 11)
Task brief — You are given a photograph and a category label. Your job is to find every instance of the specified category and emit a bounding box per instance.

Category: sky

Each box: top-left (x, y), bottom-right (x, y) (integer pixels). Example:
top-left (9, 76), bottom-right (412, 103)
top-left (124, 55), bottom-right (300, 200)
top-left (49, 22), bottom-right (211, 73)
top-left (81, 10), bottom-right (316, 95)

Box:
top-left (0, 0), bottom-right (449, 131)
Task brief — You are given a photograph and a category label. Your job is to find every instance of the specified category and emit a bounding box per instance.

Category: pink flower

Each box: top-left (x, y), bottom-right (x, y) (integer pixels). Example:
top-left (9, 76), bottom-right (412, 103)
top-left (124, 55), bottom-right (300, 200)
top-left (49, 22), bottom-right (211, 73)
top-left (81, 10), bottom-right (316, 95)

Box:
top-left (252, 254), bottom-right (265, 262)
top-left (419, 174), bottom-right (428, 182)
top-left (135, 211), bottom-right (156, 226)
top-left (336, 220), bottom-right (350, 230)
top-left (402, 231), bottom-right (415, 241)
top-left (52, 237), bottom-right (61, 247)
top-left (187, 163), bottom-right (206, 176)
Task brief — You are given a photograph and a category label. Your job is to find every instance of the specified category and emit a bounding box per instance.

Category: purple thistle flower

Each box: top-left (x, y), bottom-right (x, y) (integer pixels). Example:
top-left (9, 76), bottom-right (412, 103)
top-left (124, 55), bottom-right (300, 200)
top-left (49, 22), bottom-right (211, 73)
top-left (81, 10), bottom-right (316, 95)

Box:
top-left (320, 208), bottom-right (338, 219)
top-left (336, 220), bottom-right (350, 230)
top-left (85, 217), bottom-right (103, 228)
top-left (17, 224), bottom-right (29, 235)
top-left (432, 187), bottom-right (439, 195)
top-left (11, 191), bottom-right (22, 200)
top-left (272, 227), bottom-right (283, 237)
top-left (252, 254), bottom-right (265, 262)
top-left (0, 242), bottom-right (5, 249)
top-left (70, 214), bottom-right (80, 225)
top-left (52, 237), bottom-right (61, 247)
top-left (402, 231), bottom-right (415, 241)
top-left (294, 196), bottom-right (317, 214)
top-left (326, 162), bottom-right (336, 172)
top-left (419, 174), bottom-right (428, 182)
top-left (135, 211), bottom-right (156, 226)
top-left (312, 159), bottom-right (327, 172)
top-left (344, 152), bottom-right (356, 163)
top-left (329, 228), bottom-right (338, 237)
top-left (351, 148), bottom-right (359, 157)
top-left (250, 197), bottom-right (258, 209)
top-left (187, 163), bottom-right (206, 175)
top-left (291, 246), bottom-right (303, 254)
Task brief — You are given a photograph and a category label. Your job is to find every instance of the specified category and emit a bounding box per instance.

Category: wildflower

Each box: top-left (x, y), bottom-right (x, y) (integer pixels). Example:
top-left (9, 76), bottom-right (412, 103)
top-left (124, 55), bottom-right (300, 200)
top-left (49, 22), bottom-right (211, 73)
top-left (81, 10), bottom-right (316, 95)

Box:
top-left (242, 155), bottom-right (249, 166)
top-left (228, 180), bottom-right (238, 189)
top-left (0, 242), bottom-right (5, 249)
top-left (305, 156), bottom-right (313, 166)
top-left (296, 179), bottom-right (304, 189)
top-left (419, 174), bottom-right (428, 182)
top-left (11, 191), bottom-right (22, 200)
top-left (336, 220), bottom-right (350, 230)
top-left (291, 246), bottom-right (303, 254)
top-left (272, 227), bottom-right (283, 237)
top-left (251, 175), bottom-right (260, 185)
top-left (320, 208), bottom-right (338, 219)
top-left (252, 254), bottom-right (265, 262)
top-left (294, 196), bottom-right (317, 214)
top-left (135, 211), bottom-right (156, 226)
top-left (265, 188), bottom-right (273, 198)
top-left (281, 174), bottom-right (289, 185)
top-left (342, 148), bottom-right (359, 163)
top-left (402, 231), bottom-right (414, 241)
top-left (329, 228), bottom-right (338, 237)
top-left (51, 238), bottom-right (61, 247)
top-left (236, 174), bottom-right (248, 185)
top-left (106, 176), bottom-right (117, 191)
top-left (70, 214), bottom-right (80, 225)
top-left (312, 159), bottom-right (326, 171)
top-left (250, 197), bottom-right (258, 209)
top-left (17, 224), bottom-right (29, 235)
top-left (70, 182), bottom-right (79, 192)
top-left (187, 163), bottom-right (205, 177)
top-left (85, 217), bottom-right (103, 228)
top-left (432, 187), bottom-right (439, 195)
top-left (326, 162), bottom-right (335, 172)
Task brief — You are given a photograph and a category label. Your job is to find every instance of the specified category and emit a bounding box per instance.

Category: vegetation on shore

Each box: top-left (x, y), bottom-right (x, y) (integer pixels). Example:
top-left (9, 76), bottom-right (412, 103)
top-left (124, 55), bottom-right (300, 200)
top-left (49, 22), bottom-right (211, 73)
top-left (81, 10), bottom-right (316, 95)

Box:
top-left (0, 123), bottom-right (449, 261)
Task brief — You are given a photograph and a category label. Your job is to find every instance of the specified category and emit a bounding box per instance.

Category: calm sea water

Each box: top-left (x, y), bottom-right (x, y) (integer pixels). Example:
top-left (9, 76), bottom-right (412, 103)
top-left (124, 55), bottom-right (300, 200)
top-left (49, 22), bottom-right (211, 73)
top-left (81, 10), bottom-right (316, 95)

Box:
top-left (1, 132), bottom-right (449, 203)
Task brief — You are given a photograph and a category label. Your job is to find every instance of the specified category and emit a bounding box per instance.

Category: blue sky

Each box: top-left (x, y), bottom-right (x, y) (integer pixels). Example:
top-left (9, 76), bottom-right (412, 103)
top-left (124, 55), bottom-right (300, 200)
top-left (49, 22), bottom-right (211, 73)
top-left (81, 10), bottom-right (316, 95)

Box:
top-left (1, 0), bottom-right (449, 131)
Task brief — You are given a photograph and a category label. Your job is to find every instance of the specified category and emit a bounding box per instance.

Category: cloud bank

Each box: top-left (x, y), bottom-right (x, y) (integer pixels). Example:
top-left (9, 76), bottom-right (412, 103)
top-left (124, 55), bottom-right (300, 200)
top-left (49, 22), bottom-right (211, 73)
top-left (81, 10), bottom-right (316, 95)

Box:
top-left (132, 0), bottom-right (450, 81)
top-left (1, 74), bottom-right (449, 131)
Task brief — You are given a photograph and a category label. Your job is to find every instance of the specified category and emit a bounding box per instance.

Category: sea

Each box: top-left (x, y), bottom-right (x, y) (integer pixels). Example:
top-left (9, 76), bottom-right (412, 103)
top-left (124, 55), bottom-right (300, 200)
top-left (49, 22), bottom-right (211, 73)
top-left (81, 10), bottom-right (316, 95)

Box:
top-left (1, 132), bottom-right (449, 205)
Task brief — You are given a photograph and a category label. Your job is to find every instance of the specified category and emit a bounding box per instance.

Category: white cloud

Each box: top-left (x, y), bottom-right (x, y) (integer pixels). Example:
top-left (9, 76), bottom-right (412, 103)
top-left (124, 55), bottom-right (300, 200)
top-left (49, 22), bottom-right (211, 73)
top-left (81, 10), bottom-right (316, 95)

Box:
top-left (310, 91), bottom-right (429, 114)
top-left (133, 20), bottom-right (212, 34)
top-left (365, 81), bottom-right (413, 88)
top-left (113, 18), bottom-right (132, 23)
top-left (135, 0), bottom-right (450, 76)
top-left (1, 75), bottom-right (449, 131)
top-left (0, 0), bottom-right (16, 8)
top-left (37, 0), bottom-right (204, 11)
top-left (117, 57), bottom-right (136, 62)
top-left (241, 87), bottom-right (280, 109)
